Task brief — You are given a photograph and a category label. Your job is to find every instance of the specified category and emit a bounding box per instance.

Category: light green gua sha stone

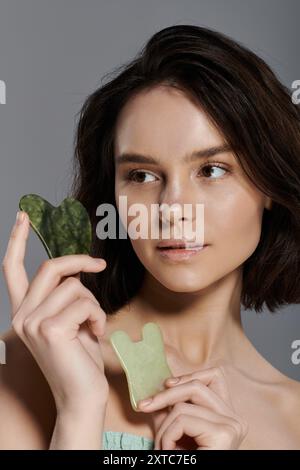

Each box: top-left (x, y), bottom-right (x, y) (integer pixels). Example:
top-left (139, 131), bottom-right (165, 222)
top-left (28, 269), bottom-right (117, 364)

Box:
top-left (109, 322), bottom-right (173, 412)
top-left (18, 194), bottom-right (92, 258)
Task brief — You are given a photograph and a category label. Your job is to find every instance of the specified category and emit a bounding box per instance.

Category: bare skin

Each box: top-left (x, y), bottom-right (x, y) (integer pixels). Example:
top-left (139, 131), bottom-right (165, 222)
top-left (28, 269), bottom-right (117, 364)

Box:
top-left (0, 309), bottom-right (300, 449)
top-left (100, 305), bottom-right (300, 450)
top-left (0, 84), bottom-right (299, 449)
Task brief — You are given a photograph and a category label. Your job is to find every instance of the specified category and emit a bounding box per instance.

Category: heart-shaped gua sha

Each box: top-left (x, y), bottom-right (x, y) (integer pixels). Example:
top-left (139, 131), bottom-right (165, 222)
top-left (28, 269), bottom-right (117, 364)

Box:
top-left (19, 194), bottom-right (92, 258)
top-left (110, 322), bottom-right (173, 412)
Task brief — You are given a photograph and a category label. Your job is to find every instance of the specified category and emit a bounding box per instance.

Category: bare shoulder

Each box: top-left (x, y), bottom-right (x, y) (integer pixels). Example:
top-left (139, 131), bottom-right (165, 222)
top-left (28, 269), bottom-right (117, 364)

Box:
top-left (276, 374), bottom-right (300, 431)
top-left (0, 328), bottom-right (56, 449)
top-left (239, 361), bottom-right (300, 448)
top-left (261, 372), bottom-right (300, 447)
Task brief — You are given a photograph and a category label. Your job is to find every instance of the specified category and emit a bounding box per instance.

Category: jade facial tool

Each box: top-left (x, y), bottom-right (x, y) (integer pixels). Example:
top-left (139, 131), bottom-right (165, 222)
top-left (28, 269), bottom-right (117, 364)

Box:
top-left (19, 194), bottom-right (92, 258)
top-left (109, 322), bottom-right (173, 412)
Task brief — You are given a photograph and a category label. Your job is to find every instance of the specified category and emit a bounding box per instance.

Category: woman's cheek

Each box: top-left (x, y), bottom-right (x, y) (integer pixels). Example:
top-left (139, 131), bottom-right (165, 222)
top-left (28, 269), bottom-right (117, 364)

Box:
top-left (210, 195), bottom-right (265, 267)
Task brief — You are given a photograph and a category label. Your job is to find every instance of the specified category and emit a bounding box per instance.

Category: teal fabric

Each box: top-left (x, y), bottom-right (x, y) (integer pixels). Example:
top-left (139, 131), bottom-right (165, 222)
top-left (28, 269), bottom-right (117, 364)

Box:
top-left (103, 430), bottom-right (154, 450)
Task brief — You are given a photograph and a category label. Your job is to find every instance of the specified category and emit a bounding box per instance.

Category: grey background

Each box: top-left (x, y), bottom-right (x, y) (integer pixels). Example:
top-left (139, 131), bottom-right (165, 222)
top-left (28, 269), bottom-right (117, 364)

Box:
top-left (0, 0), bottom-right (299, 380)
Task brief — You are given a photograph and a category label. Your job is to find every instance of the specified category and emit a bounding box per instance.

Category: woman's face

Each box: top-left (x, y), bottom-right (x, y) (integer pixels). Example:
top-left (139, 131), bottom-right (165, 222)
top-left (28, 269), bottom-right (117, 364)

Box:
top-left (114, 85), bottom-right (271, 292)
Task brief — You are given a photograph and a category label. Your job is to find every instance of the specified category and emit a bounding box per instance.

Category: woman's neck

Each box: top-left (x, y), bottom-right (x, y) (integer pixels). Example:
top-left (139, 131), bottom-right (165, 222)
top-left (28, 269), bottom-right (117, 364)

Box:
top-left (119, 267), bottom-right (256, 370)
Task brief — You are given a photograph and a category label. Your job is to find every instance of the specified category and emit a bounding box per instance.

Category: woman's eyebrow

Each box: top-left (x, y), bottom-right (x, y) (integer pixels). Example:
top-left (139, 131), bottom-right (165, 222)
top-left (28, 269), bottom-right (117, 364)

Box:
top-left (115, 143), bottom-right (232, 166)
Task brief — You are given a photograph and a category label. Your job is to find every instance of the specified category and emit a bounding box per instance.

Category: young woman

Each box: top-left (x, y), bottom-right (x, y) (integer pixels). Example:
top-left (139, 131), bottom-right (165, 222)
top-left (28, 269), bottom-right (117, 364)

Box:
top-left (1, 24), bottom-right (300, 450)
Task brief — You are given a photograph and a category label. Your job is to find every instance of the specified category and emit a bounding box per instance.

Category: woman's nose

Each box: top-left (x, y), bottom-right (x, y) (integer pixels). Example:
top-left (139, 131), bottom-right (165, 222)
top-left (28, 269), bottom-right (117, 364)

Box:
top-left (158, 182), bottom-right (204, 241)
top-left (158, 182), bottom-right (200, 223)
top-left (159, 202), bottom-right (187, 224)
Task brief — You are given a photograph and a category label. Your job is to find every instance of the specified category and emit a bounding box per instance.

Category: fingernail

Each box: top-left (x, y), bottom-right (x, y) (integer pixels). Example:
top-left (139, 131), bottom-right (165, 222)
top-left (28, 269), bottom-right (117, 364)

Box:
top-left (167, 377), bottom-right (179, 384)
top-left (16, 211), bottom-right (25, 225)
top-left (139, 398), bottom-right (153, 407)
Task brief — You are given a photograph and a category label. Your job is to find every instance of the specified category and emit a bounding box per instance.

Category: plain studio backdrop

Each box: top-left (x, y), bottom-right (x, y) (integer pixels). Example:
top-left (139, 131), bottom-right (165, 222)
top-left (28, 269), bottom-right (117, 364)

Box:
top-left (0, 0), bottom-right (299, 380)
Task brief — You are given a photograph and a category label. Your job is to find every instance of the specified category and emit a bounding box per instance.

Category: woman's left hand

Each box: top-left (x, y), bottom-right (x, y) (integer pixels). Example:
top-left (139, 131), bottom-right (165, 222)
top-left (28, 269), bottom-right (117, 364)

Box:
top-left (137, 366), bottom-right (249, 450)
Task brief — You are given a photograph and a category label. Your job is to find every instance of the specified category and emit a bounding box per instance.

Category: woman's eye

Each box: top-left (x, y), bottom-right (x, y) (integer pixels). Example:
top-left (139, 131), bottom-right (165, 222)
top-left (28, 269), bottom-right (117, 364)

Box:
top-left (199, 164), bottom-right (228, 179)
top-left (127, 170), bottom-right (158, 184)
top-left (125, 164), bottom-right (229, 184)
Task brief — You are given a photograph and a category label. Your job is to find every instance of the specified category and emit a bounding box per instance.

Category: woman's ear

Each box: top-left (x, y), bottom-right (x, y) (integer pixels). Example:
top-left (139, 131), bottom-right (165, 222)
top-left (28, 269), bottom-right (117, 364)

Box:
top-left (264, 196), bottom-right (272, 210)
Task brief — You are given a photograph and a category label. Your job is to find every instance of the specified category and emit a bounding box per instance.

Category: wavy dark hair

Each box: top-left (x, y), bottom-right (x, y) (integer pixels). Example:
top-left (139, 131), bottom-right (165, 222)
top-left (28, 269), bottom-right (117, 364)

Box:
top-left (69, 24), bottom-right (300, 315)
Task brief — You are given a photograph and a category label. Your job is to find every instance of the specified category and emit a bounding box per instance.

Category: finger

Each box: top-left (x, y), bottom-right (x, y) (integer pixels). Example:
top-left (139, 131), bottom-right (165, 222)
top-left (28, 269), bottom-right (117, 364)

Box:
top-left (16, 276), bottom-right (101, 329)
top-left (20, 255), bottom-right (106, 314)
top-left (154, 402), bottom-right (232, 450)
top-left (25, 297), bottom-right (105, 342)
top-left (2, 211), bottom-right (30, 315)
top-left (159, 414), bottom-right (219, 450)
top-left (138, 379), bottom-right (233, 416)
top-left (165, 366), bottom-right (232, 408)
top-left (161, 414), bottom-right (243, 451)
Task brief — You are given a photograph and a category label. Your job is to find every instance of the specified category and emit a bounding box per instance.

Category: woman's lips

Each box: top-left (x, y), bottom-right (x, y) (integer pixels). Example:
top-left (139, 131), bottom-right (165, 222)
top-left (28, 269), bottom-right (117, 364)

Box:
top-left (157, 244), bottom-right (208, 261)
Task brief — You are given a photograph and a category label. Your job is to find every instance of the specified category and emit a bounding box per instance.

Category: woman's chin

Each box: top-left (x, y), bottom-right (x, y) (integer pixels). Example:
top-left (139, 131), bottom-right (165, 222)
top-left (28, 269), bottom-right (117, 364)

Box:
top-left (153, 275), bottom-right (209, 293)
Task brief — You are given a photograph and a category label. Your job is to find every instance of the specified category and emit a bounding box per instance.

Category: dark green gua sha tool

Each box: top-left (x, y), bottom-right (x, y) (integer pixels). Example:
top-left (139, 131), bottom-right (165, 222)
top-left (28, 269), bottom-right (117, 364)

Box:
top-left (19, 194), bottom-right (92, 258)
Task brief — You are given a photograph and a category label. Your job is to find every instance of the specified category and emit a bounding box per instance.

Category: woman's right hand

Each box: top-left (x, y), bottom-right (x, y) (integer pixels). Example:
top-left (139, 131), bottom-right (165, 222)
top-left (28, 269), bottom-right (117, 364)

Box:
top-left (2, 210), bottom-right (109, 415)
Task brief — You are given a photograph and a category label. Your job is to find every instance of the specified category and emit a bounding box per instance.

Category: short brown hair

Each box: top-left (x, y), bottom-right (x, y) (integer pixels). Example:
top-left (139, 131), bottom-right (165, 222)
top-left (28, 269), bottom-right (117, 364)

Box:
top-left (70, 24), bottom-right (300, 314)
